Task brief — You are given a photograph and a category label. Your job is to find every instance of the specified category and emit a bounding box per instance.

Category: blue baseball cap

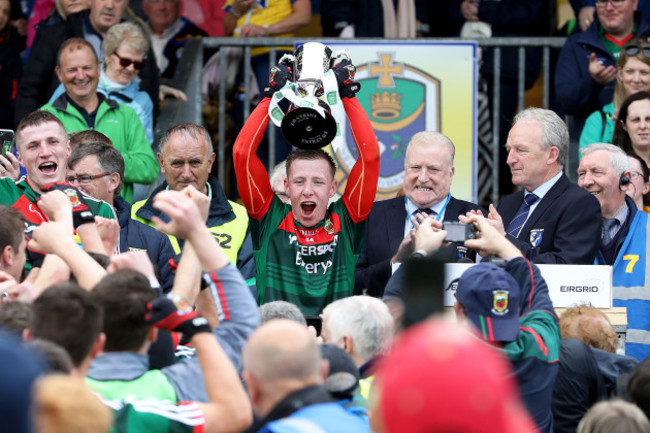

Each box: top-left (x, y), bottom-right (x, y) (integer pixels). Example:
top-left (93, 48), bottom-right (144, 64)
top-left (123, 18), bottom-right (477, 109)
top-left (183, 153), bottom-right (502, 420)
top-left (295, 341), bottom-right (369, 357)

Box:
top-left (456, 263), bottom-right (520, 343)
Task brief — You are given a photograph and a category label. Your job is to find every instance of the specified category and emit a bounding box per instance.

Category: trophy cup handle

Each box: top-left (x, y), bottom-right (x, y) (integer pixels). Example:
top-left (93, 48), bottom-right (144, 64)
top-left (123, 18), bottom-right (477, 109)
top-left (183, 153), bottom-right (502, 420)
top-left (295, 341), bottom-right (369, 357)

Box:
top-left (278, 53), bottom-right (296, 67)
top-left (331, 50), bottom-right (351, 68)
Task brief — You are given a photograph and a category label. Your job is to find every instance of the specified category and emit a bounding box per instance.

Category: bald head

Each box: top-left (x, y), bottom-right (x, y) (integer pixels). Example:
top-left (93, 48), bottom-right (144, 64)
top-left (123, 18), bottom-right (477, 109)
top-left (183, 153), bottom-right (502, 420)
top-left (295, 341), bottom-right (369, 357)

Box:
top-left (243, 319), bottom-right (321, 383)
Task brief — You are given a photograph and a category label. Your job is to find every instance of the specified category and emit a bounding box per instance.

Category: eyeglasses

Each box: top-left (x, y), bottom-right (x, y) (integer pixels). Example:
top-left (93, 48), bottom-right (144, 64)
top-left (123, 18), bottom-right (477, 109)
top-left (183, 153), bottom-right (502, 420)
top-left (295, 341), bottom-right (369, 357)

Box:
top-left (595, 0), bottom-right (627, 6)
top-left (629, 171), bottom-right (648, 181)
top-left (625, 45), bottom-right (650, 58)
top-left (113, 52), bottom-right (145, 71)
top-left (66, 172), bottom-right (111, 184)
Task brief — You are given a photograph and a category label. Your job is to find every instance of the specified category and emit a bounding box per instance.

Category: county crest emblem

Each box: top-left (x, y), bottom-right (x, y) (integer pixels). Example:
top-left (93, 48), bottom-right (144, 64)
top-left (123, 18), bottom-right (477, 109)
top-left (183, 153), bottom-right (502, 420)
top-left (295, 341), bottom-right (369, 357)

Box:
top-left (332, 52), bottom-right (440, 199)
top-left (491, 290), bottom-right (509, 315)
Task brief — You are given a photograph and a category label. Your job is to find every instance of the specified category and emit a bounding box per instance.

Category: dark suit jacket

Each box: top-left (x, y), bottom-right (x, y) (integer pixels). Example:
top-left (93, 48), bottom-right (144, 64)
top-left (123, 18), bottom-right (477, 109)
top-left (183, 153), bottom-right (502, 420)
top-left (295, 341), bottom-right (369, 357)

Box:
top-left (355, 195), bottom-right (485, 297)
top-left (497, 173), bottom-right (601, 264)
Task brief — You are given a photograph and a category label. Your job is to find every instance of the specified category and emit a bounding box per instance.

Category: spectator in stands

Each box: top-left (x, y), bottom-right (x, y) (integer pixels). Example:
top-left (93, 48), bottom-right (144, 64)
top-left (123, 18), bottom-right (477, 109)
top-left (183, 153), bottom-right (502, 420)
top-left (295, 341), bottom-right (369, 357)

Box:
top-left (555, 0), bottom-right (650, 135)
top-left (570, 0), bottom-right (650, 33)
top-left (0, 0), bottom-right (21, 129)
top-left (142, 0), bottom-right (206, 81)
top-left (0, 205), bottom-right (26, 282)
top-left (580, 40), bottom-right (650, 150)
top-left (577, 143), bottom-right (650, 360)
top-left (320, 295), bottom-right (394, 400)
top-left (66, 141), bottom-right (177, 291)
top-left (259, 300), bottom-right (306, 325)
top-left (242, 319), bottom-right (369, 432)
top-left (370, 318), bottom-right (538, 433)
top-left (269, 160), bottom-right (290, 204)
top-left (42, 38), bottom-right (158, 203)
top-left (26, 0), bottom-right (89, 51)
top-left (16, 0), bottom-right (160, 125)
top-left (0, 111), bottom-right (114, 271)
top-left (577, 399), bottom-right (650, 433)
top-left (451, 214), bottom-right (561, 433)
top-left (627, 154), bottom-right (650, 212)
top-left (320, 0), bottom-right (429, 37)
top-left (132, 123), bottom-right (256, 283)
top-left (49, 22), bottom-right (154, 145)
top-left (628, 357), bottom-right (650, 420)
top-left (560, 304), bottom-right (619, 353)
top-left (0, 301), bottom-right (32, 336)
top-left (613, 91), bottom-right (650, 167)
top-left (356, 131), bottom-right (485, 297)
top-left (468, 108), bottom-right (602, 264)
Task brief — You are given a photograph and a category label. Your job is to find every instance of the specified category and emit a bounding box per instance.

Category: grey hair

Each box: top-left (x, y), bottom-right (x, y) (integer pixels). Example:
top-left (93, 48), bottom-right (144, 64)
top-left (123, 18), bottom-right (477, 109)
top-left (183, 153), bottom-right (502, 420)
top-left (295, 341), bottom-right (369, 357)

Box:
top-left (259, 301), bottom-right (306, 326)
top-left (513, 108), bottom-right (569, 165)
top-left (581, 143), bottom-right (631, 176)
top-left (322, 296), bottom-right (394, 362)
top-left (102, 22), bottom-right (150, 58)
top-left (405, 131), bottom-right (455, 171)
top-left (577, 399), bottom-right (650, 433)
top-left (269, 161), bottom-right (287, 189)
top-left (68, 141), bottom-right (125, 195)
top-left (159, 123), bottom-right (213, 158)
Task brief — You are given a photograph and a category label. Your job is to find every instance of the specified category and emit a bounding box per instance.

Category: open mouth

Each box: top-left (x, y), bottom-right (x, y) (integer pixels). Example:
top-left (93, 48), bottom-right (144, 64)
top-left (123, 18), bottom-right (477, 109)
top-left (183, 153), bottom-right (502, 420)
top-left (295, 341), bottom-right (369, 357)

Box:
top-left (39, 162), bottom-right (57, 175)
top-left (301, 201), bottom-right (316, 214)
top-left (415, 186), bottom-right (431, 192)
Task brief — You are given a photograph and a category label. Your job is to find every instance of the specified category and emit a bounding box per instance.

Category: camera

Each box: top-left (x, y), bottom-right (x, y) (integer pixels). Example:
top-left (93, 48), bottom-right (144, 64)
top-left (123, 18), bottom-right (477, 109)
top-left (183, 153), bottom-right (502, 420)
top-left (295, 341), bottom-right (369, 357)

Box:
top-left (443, 222), bottom-right (476, 243)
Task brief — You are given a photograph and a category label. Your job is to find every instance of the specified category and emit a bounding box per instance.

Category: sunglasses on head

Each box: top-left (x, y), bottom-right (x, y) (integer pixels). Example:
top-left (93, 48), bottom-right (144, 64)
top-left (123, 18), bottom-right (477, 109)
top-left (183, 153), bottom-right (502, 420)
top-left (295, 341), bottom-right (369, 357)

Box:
top-left (625, 45), bottom-right (650, 58)
top-left (113, 52), bottom-right (145, 70)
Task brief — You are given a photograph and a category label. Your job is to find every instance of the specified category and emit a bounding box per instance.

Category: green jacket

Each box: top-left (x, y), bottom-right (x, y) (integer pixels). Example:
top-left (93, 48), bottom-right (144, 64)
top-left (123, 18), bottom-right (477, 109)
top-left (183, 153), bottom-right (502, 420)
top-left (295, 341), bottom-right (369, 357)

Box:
top-left (41, 94), bottom-right (159, 203)
top-left (579, 102), bottom-right (615, 154)
top-left (0, 177), bottom-right (116, 271)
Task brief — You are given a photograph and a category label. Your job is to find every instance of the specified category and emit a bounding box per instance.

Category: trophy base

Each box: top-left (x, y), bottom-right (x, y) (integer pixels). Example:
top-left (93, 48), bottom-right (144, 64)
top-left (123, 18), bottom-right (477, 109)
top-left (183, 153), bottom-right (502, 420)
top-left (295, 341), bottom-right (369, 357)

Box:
top-left (281, 106), bottom-right (337, 150)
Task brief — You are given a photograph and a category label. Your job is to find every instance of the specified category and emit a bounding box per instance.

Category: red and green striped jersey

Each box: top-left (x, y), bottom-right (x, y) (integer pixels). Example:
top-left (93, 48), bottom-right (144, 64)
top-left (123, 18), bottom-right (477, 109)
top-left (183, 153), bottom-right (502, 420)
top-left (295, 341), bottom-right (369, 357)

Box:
top-left (252, 197), bottom-right (366, 315)
top-left (103, 397), bottom-right (204, 433)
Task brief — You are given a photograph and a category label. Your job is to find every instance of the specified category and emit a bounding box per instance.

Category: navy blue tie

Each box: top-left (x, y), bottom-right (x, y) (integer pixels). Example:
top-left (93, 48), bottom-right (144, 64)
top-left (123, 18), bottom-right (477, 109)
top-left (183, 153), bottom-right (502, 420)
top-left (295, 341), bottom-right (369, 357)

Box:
top-left (506, 194), bottom-right (539, 237)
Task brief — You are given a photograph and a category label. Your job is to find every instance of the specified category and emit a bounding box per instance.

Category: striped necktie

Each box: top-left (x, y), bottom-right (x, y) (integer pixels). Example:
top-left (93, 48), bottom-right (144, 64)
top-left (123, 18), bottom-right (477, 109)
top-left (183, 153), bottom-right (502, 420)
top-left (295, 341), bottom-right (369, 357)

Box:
top-left (506, 194), bottom-right (539, 237)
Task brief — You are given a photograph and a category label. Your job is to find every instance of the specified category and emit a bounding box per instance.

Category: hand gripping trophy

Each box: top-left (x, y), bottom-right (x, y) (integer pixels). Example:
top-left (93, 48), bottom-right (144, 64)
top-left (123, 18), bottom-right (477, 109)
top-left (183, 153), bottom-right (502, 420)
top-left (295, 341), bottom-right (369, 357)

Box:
top-left (264, 42), bottom-right (360, 150)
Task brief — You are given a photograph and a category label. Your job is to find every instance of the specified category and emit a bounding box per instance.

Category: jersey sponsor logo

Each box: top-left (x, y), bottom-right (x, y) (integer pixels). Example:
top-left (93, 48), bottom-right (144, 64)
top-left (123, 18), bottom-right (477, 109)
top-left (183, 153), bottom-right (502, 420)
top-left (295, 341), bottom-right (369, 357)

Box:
top-left (294, 235), bottom-right (339, 275)
top-left (331, 52), bottom-right (440, 199)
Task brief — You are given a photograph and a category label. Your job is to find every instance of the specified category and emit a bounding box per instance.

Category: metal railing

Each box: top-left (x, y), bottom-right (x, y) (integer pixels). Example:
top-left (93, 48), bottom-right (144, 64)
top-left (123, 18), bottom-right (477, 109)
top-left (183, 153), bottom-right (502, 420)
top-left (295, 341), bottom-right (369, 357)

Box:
top-left (160, 36), bottom-right (568, 205)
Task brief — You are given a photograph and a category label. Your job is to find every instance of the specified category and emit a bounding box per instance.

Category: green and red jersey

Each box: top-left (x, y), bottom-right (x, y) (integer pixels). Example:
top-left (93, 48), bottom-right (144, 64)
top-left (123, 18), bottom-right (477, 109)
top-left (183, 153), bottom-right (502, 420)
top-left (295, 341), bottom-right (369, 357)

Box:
top-left (103, 396), bottom-right (204, 433)
top-left (233, 96), bottom-right (380, 315)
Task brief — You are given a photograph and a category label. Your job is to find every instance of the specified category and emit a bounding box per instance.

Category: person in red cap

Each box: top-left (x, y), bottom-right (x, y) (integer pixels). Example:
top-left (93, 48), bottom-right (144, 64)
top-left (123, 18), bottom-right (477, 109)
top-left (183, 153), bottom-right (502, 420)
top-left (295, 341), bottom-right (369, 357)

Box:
top-left (370, 318), bottom-right (538, 433)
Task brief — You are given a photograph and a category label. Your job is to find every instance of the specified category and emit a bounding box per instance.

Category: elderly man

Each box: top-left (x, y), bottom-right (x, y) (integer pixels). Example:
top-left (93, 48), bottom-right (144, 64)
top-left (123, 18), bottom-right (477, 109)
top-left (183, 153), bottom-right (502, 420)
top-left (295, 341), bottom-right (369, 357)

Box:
top-left (355, 131), bottom-right (485, 297)
top-left (481, 108), bottom-right (601, 264)
top-left (142, 0), bottom-right (207, 80)
top-left (233, 58), bottom-right (380, 315)
top-left (132, 123), bottom-right (254, 278)
top-left (555, 0), bottom-right (650, 126)
top-left (321, 295), bottom-right (394, 399)
top-left (0, 110), bottom-right (114, 271)
top-left (41, 37), bottom-right (158, 203)
top-left (66, 141), bottom-right (177, 292)
top-left (242, 319), bottom-right (370, 432)
top-left (578, 143), bottom-right (650, 360)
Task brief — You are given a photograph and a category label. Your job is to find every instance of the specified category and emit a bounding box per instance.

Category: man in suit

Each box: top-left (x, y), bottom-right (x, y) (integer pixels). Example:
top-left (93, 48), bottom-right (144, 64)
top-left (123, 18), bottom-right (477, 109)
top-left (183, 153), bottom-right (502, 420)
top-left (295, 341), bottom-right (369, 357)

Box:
top-left (485, 108), bottom-right (601, 264)
top-left (355, 131), bottom-right (485, 297)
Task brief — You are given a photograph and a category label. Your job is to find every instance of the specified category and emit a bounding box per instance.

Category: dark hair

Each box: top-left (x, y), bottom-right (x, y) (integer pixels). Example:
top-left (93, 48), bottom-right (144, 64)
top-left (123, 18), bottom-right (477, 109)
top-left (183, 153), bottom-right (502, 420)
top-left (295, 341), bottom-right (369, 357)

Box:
top-left (0, 301), bottom-right (32, 336)
top-left (15, 111), bottom-right (67, 152)
top-left (285, 149), bottom-right (337, 179)
top-left (31, 283), bottom-right (103, 367)
top-left (613, 91), bottom-right (650, 156)
top-left (68, 130), bottom-right (113, 150)
top-left (56, 37), bottom-right (99, 68)
top-left (92, 269), bottom-right (156, 352)
top-left (627, 152), bottom-right (650, 208)
top-left (68, 141), bottom-right (125, 195)
top-left (26, 339), bottom-right (73, 374)
top-left (628, 358), bottom-right (650, 421)
top-left (0, 204), bottom-right (25, 252)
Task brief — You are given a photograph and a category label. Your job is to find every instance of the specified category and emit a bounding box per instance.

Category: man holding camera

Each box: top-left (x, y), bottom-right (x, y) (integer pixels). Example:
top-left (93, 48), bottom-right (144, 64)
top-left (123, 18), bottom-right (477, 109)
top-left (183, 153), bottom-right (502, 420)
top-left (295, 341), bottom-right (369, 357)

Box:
top-left (355, 131), bottom-right (485, 297)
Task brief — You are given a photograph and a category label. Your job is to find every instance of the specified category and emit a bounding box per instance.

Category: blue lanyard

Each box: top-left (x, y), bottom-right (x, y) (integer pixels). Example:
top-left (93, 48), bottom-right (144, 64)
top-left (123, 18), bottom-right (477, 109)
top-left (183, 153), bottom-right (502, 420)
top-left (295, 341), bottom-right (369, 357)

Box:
top-left (405, 194), bottom-right (451, 229)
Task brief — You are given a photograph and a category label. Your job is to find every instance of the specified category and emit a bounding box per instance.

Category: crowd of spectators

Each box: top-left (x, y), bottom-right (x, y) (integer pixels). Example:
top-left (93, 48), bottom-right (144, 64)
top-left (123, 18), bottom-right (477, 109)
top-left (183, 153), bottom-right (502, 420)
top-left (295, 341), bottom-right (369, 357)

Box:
top-left (4, 1), bottom-right (650, 432)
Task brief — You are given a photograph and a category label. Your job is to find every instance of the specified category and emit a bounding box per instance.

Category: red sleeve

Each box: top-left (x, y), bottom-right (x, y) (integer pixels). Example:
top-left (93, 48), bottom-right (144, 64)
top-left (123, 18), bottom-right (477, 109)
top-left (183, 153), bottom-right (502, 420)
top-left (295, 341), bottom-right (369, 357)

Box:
top-left (341, 97), bottom-right (380, 223)
top-left (232, 98), bottom-right (275, 220)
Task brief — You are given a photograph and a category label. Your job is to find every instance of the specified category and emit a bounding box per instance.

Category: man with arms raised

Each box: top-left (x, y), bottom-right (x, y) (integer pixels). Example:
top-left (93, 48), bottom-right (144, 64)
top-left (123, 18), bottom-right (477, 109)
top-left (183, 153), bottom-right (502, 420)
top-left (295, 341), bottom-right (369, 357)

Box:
top-left (475, 108), bottom-right (602, 264)
top-left (356, 131), bottom-right (485, 297)
top-left (233, 58), bottom-right (380, 315)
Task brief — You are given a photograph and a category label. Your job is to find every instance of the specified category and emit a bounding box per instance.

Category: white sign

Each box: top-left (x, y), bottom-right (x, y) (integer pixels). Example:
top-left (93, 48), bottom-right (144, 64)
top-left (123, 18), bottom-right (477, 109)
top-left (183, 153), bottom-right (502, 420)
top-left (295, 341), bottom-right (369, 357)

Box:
top-left (441, 264), bottom-right (612, 309)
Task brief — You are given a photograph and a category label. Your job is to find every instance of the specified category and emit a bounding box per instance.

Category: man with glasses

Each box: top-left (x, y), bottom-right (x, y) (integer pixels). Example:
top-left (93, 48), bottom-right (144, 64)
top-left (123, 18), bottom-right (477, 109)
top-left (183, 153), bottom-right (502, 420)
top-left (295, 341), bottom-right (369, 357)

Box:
top-left (556, 0), bottom-right (650, 133)
top-left (41, 38), bottom-right (159, 203)
top-left (66, 140), bottom-right (177, 291)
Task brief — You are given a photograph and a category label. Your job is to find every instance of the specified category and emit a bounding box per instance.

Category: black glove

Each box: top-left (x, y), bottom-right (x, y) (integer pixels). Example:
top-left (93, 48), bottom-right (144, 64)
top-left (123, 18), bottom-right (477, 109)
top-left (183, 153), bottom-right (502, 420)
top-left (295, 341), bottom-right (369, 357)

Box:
top-left (263, 58), bottom-right (294, 98)
top-left (42, 182), bottom-right (94, 228)
top-left (145, 295), bottom-right (211, 341)
top-left (333, 59), bottom-right (360, 98)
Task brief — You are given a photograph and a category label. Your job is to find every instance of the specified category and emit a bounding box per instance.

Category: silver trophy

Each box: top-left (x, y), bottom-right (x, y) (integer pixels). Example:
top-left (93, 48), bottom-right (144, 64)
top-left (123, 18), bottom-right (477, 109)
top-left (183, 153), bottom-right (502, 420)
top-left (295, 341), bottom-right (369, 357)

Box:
top-left (280, 42), bottom-right (339, 149)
